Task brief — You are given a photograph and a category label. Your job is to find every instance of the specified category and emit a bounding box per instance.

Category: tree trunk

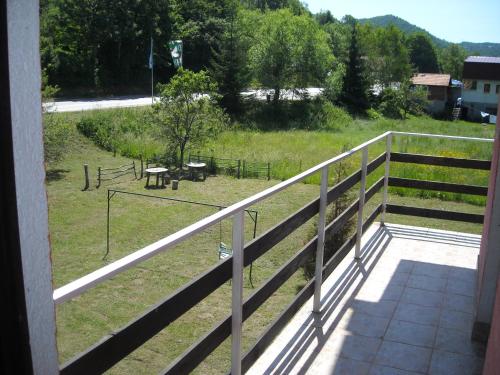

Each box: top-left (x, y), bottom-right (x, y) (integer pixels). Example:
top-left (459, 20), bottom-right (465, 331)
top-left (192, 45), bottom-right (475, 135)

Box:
top-left (179, 146), bottom-right (185, 170)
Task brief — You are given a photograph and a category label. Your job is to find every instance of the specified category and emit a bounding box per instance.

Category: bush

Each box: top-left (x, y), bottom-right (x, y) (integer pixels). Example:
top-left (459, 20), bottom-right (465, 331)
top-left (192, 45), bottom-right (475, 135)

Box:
top-left (378, 88), bottom-right (404, 119)
top-left (44, 114), bottom-right (72, 163)
top-left (366, 108), bottom-right (383, 120)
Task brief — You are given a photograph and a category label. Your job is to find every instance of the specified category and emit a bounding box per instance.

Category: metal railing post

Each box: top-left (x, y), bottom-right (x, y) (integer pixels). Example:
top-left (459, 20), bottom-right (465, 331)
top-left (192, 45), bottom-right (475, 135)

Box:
top-left (355, 147), bottom-right (368, 259)
top-left (231, 210), bottom-right (245, 375)
top-left (313, 166), bottom-right (328, 313)
top-left (381, 133), bottom-right (393, 225)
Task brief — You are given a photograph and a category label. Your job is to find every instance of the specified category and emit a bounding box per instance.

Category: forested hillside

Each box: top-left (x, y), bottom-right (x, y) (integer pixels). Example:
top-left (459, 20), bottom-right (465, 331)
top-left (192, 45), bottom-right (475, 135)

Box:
top-left (359, 14), bottom-right (500, 56)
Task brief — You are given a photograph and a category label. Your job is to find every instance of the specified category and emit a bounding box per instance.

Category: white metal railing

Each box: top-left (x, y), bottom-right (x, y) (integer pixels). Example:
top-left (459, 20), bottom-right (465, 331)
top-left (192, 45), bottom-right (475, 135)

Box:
top-left (53, 131), bottom-right (494, 375)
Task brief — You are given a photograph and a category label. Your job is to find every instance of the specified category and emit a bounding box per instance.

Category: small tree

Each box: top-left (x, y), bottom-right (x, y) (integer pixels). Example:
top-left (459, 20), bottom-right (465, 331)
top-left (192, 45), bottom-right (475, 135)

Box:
top-left (153, 69), bottom-right (228, 170)
top-left (249, 9), bottom-right (332, 103)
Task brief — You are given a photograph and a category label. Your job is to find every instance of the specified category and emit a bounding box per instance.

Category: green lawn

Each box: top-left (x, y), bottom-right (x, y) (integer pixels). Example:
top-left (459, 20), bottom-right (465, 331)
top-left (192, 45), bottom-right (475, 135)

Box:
top-left (48, 118), bottom-right (488, 374)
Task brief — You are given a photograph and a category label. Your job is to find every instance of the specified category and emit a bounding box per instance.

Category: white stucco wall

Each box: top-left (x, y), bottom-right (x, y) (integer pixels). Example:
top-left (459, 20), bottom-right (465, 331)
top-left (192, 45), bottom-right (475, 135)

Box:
top-left (463, 80), bottom-right (500, 105)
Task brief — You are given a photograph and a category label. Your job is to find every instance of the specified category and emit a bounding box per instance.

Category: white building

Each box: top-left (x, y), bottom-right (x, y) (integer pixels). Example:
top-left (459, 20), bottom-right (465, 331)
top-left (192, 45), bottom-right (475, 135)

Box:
top-left (462, 56), bottom-right (500, 120)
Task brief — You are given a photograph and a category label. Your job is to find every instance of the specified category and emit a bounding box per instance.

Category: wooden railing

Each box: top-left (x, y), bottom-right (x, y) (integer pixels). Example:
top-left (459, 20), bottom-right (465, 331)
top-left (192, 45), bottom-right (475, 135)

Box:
top-left (54, 132), bottom-right (494, 375)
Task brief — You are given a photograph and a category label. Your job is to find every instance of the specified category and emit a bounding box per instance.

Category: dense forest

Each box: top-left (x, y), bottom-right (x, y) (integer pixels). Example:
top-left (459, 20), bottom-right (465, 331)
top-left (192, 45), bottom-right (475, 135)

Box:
top-left (40, 0), bottom-right (480, 110)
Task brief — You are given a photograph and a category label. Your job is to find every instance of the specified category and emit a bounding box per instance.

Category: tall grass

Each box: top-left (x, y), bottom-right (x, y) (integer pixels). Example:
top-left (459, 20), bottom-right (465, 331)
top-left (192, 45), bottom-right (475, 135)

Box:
top-left (51, 106), bottom-right (495, 205)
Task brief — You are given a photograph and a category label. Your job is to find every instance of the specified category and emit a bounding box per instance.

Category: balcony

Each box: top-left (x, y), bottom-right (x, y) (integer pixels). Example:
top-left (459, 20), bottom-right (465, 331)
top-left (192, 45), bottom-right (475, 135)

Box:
top-left (247, 223), bottom-right (484, 375)
top-left (52, 131), bottom-right (493, 375)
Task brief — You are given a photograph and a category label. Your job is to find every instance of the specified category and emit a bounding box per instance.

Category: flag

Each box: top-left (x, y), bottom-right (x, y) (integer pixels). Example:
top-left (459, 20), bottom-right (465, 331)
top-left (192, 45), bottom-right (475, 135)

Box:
top-left (168, 40), bottom-right (183, 68)
top-left (148, 37), bottom-right (153, 69)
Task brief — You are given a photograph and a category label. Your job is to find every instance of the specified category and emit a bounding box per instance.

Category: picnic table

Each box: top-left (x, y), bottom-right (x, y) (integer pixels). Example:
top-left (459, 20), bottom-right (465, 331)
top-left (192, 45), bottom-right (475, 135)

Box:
top-left (186, 162), bottom-right (207, 181)
top-left (145, 167), bottom-right (168, 188)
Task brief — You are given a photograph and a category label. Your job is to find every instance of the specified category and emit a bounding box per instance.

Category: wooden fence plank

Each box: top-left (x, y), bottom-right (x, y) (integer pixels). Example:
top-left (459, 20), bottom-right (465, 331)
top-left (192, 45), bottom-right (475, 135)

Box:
top-left (390, 153), bottom-right (491, 170)
top-left (388, 177), bottom-right (488, 196)
top-left (385, 204), bottom-right (484, 224)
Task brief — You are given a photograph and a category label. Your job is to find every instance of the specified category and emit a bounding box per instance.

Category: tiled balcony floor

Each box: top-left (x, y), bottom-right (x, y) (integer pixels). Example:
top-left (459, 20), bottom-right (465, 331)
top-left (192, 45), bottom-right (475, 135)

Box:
top-left (247, 223), bottom-right (485, 375)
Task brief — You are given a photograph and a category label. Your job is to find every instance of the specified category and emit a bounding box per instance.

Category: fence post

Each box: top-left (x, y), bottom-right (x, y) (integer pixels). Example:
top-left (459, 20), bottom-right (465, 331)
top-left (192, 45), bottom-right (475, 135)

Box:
top-left (381, 133), bottom-right (392, 225)
top-left (140, 155), bottom-right (144, 179)
top-left (231, 210), bottom-right (245, 375)
top-left (237, 160), bottom-right (241, 179)
top-left (83, 164), bottom-right (90, 190)
top-left (132, 161), bottom-right (137, 179)
top-left (242, 160), bottom-right (246, 179)
top-left (313, 166), bottom-right (328, 313)
top-left (267, 162), bottom-right (271, 181)
top-left (96, 167), bottom-right (102, 188)
top-left (210, 156), bottom-right (215, 175)
top-left (355, 147), bottom-right (369, 259)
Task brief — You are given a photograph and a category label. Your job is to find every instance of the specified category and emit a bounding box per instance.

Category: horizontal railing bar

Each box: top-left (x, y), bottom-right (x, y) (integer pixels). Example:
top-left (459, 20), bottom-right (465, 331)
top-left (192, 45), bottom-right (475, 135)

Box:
top-left (54, 144), bottom-right (387, 304)
top-left (388, 177), bottom-right (488, 196)
top-left (162, 180), bottom-right (384, 374)
top-left (385, 204), bottom-right (484, 224)
top-left (391, 152), bottom-right (491, 170)
top-left (240, 204), bottom-right (382, 373)
top-left (392, 131), bottom-right (494, 143)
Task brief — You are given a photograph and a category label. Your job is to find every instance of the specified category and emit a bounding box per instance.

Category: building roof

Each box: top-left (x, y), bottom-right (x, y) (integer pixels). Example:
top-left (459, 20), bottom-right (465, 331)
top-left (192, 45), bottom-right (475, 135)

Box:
top-left (463, 56), bottom-right (500, 80)
top-left (411, 73), bottom-right (451, 87)
top-left (465, 56), bottom-right (500, 64)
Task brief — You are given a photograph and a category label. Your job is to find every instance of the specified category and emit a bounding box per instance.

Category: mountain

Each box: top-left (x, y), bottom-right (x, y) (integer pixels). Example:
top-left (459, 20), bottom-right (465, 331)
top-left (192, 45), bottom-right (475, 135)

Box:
top-left (358, 15), bottom-right (500, 57)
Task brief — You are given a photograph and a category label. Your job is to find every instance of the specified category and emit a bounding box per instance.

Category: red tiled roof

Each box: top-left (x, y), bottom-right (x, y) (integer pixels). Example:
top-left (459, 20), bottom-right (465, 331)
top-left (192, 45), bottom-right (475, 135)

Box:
top-left (411, 73), bottom-right (451, 87)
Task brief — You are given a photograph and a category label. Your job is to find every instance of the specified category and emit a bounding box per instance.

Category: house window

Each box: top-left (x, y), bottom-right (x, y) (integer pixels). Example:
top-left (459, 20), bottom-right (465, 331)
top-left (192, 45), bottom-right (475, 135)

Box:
top-left (496, 84), bottom-right (500, 94)
top-left (463, 80), bottom-right (477, 90)
top-left (484, 83), bottom-right (491, 93)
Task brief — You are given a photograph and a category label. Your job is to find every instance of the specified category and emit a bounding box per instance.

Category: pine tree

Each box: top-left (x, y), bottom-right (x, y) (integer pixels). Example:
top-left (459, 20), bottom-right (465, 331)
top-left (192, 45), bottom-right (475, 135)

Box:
top-left (341, 21), bottom-right (369, 112)
top-left (210, 4), bottom-right (250, 114)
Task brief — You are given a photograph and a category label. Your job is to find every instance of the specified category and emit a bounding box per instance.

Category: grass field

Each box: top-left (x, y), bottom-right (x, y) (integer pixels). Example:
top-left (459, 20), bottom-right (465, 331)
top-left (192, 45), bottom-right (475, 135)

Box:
top-left (54, 106), bottom-right (495, 204)
top-left (47, 119), bottom-right (488, 374)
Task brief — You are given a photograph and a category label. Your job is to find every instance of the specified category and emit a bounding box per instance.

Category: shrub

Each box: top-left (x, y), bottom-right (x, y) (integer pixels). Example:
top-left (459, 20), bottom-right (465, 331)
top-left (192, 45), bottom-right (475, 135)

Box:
top-left (43, 114), bottom-right (72, 163)
top-left (366, 108), bottom-right (383, 120)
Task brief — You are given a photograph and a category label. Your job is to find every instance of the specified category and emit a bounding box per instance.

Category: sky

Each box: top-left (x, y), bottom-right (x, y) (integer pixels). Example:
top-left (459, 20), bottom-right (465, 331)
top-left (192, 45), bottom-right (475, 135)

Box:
top-left (304, 0), bottom-right (500, 44)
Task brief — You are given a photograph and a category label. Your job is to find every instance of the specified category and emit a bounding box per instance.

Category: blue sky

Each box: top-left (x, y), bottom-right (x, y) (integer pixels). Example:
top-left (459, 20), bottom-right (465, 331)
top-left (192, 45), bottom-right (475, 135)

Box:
top-left (304, 0), bottom-right (500, 43)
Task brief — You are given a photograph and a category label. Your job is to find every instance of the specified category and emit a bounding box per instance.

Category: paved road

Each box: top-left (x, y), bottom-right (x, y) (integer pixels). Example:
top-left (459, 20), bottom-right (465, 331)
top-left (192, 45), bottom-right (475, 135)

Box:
top-left (44, 88), bottom-right (323, 113)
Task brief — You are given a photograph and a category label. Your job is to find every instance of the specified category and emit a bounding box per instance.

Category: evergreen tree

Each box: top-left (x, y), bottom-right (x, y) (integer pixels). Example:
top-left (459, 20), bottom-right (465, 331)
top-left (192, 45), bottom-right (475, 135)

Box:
top-left (340, 21), bottom-right (369, 112)
top-left (210, 3), bottom-right (251, 113)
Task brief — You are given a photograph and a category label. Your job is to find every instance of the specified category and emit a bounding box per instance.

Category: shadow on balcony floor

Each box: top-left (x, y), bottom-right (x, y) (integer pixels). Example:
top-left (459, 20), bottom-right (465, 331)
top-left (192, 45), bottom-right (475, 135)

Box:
top-left (247, 223), bottom-right (485, 375)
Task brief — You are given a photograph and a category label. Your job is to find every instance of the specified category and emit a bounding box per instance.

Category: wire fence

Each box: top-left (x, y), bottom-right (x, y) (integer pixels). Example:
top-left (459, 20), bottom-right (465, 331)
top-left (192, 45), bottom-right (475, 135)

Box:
top-left (96, 162), bottom-right (137, 188)
top-left (188, 153), bottom-right (270, 180)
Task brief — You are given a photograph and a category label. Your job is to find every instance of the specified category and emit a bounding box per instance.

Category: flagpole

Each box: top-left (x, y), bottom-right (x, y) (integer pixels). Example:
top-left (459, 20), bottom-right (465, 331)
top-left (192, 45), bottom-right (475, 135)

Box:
top-left (151, 38), bottom-right (154, 104)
